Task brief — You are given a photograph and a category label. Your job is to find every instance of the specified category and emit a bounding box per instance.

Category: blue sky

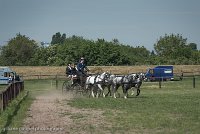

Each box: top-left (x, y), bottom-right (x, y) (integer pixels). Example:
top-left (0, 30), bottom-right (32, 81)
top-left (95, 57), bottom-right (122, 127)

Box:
top-left (0, 0), bottom-right (200, 51)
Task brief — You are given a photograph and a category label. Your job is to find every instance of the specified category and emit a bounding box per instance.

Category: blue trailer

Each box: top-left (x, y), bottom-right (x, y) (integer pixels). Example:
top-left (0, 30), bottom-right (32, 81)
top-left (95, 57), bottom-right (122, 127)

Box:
top-left (145, 66), bottom-right (174, 81)
top-left (0, 67), bottom-right (20, 84)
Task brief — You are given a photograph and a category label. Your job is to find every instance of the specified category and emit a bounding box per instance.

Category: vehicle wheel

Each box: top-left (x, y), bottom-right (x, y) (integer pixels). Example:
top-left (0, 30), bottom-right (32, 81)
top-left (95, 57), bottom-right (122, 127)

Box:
top-left (82, 87), bottom-right (91, 97)
top-left (116, 91), bottom-right (120, 98)
top-left (72, 83), bottom-right (82, 95)
top-left (62, 81), bottom-right (71, 93)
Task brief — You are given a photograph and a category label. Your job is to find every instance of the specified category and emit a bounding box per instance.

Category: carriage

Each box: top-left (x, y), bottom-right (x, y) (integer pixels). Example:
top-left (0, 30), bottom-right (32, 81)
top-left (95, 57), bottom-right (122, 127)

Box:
top-left (62, 72), bottom-right (144, 98)
top-left (62, 72), bottom-right (111, 97)
top-left (62, 74), bottom-right (91, 96)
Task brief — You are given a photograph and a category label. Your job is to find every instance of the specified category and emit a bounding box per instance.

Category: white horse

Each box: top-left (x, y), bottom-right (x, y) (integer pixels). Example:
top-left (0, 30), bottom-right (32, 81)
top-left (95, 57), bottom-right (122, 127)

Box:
top-left (85, 72), bottom-right (110, 98)
top-left (105, 74), bottom-right (116, 97)
top-left (111, 75), bottom-right (125, 98)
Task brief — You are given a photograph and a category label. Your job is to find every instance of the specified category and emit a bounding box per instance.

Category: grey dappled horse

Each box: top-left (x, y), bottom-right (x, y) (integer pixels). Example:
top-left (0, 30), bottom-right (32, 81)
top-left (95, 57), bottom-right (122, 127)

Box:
top-left (129, 73), bottom-right (145, 96)
top-left (107, 73), bottom-right (145, 99)
top-left (85, 72), bottom-right (110, 98)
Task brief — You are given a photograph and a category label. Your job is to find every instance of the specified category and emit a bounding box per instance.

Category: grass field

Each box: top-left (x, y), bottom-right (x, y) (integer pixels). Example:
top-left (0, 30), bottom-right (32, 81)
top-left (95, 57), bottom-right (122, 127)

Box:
top-left (0, 76), bottom-right (200, 133)
top-left (67, 77), bottom-right (200, 133)
top-left (0, 85), bottom-right (7, 92)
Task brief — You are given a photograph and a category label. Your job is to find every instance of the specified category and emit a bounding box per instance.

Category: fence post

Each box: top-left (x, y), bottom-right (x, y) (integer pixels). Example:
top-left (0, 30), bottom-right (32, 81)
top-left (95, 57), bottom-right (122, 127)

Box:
top-left (0, 93), bottom-right (3, 112)
top-left (159, 78), bottom-right (161, 88)
top-left (21, 74), bottom-right (24, 81)
top-left (56, 74), bottom-right (58, 89)
top-left (193, 76), bottom-right (195, 88)
top-left (14, 82), bottom-right (16, 99)
top-left (5, 91), bottom-right (8, 110)
top-left (0, 81), bottom-right (24, 112)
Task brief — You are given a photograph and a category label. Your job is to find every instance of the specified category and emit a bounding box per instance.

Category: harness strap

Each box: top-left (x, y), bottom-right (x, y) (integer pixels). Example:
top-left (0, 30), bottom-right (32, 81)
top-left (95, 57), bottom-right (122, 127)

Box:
top-left (94, 75), bottom-right (98, 84)
top-left (129, 75), bottom-right (133, 83)
top-left (120, 76), bottom-right (125, 83)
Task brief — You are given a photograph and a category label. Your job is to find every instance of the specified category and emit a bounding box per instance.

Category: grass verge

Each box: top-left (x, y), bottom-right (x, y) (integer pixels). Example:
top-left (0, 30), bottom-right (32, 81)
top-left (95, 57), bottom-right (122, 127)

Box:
top-left (0, 91), bottom-right (32, 134)
top-left (68, 78), bottom-right (200, 134)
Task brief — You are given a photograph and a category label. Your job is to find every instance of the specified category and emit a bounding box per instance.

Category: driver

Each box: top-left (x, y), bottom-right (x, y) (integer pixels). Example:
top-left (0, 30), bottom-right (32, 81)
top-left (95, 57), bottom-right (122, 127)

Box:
top-left (77, 57), bottom-right (89, 86)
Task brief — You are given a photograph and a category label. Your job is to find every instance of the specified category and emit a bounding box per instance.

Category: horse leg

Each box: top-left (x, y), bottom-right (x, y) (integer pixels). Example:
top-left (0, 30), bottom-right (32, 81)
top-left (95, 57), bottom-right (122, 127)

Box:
top-left (124, 92), bottom-right (128, 99)
top-left (91, 85), bottom-right (96, 98)
top-left (113, 85), bottom-right (117, 98)
top-left (85, 84), bottom-right (88, 91)
top-left (105, 84), bottom-right (111, 97)
top-left (122, 85), bottom-right (128, 99)
top-left (136, 83), bottom-right (141, 96)
top-left (91, 85), bottom-right (99, 98)
top-left (113, 85), bottom-right (119, 98)
top-left (88, 84), bottom-right (93, 98)
top-left (97, 84), bottom-right (105, 97)
top-left (105, 85), bottom-right (109, 97)
top-left (106, 84), bottom-right (114, 97)
top-left (108, 84), bottom-right (112, 96)
top-left (131, 87), bottom-right (135, 96)
top-left (136, 88), bottom-right (140, 96)
top-left (111, 84), bottom-right (115, 97)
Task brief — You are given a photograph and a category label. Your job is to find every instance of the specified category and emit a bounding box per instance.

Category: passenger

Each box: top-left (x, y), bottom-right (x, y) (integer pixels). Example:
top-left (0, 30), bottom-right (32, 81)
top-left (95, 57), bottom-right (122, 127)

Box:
top-left (8, 74), bottom-right (13, 83)
top-left (66, 63), bottom-right (73, 78)
top-left (71, 63), bottom-right (77, 76)
top-left (71, 63), bottom-right (78, 85)
top-left (77, 57), bottom-right (89, 87)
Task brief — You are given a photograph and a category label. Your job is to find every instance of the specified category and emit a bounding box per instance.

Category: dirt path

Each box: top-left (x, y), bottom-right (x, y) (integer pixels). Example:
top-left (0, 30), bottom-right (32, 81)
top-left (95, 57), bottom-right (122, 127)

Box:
top-left (21, 90), bottom-right (110, 134)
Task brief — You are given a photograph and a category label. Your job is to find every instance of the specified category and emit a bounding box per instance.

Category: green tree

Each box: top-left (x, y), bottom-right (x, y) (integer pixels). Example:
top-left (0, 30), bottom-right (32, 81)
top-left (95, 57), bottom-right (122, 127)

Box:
top-left (153, 34), bottom-right (199, 64)
top-left (0, 33), bottom-right (38, 65)
top-left (154, 34), bottom-right (182, 64)
top-left (154, 34), bottom-right (187, 58)
top-left (51, 32), bottom-right (66, 44)
top-left (188, 43), bottom-right (197, 50)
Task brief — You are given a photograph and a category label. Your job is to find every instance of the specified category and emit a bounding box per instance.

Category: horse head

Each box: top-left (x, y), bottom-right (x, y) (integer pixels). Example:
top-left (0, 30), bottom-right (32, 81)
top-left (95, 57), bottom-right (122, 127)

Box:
top-left (122, 74), bottom-right (133, 84)
top-left (108, 74), bottom-right (115, 83)
top-left (128, 73), bottom-right (138, 82)
top-left (104, 72), bottom-right (111, 83)
top-left (98, 72), bottom-right (110, 83)
top-left (138, 72), bottom-right (146, 81)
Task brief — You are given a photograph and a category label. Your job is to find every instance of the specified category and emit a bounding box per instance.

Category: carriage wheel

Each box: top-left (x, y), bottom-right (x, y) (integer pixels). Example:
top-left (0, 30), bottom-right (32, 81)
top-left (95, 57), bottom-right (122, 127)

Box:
top-left (72, 83), bottom-right (82, 95)
top-left (113, 91), bottom-right (120, 98)
top-left (79, 86), bottom-right (91, 97)
top-left (111, 90), bottom-right (120, 98)
top-left (62, 81), bottom-right (71, 93)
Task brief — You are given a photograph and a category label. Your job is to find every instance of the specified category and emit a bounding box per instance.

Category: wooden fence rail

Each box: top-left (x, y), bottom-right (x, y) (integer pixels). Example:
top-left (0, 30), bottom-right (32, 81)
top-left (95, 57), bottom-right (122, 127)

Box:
top-left (0, 81), bottom-right (24, 112)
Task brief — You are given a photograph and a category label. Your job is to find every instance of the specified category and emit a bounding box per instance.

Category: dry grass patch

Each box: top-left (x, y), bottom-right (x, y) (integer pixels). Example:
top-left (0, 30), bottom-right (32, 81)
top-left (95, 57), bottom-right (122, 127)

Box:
top-left (9, 65), bottom-right (200, 76)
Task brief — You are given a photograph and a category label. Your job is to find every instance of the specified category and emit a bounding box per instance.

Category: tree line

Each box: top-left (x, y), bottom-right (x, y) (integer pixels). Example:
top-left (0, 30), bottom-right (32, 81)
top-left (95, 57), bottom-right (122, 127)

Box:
top-left (0, 33), bottom-right (199, 66)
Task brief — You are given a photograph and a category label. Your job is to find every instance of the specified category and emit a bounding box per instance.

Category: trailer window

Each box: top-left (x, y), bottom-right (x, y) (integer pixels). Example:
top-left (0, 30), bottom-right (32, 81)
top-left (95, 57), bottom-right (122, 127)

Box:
top-left (4, 72), bottom-right (8, 77)
top-left (149, 69), bottom-right (154, 74)
top-left (164, 69), bottom-right (172, 74)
